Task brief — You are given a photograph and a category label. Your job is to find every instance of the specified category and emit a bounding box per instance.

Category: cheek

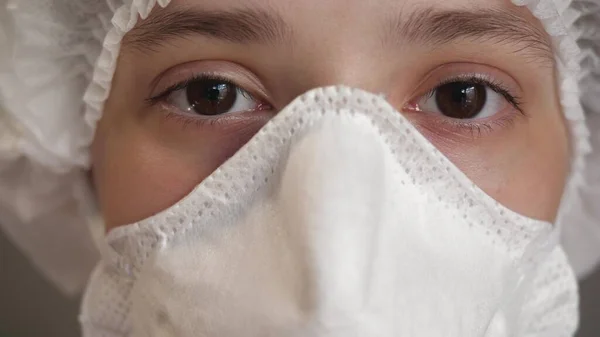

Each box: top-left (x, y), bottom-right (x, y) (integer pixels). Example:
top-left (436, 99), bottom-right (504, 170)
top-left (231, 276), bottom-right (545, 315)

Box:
top-left (94, 111), bottom-right (568, 232)
top-left (437, 111), bottom-right (569, 222)
top-left (92, 125), bottom-right (204, 229)
top-left (93, 110), bottom-right (269, 230)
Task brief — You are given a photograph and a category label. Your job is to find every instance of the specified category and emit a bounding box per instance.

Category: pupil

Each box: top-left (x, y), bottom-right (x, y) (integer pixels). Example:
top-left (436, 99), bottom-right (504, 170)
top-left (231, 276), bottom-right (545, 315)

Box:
top-left (207, 85), bottom-right (223, 101)
top-left (435, 82), bottom-right (486, 119)
top-left (186, 79), bottom-right (237, 116)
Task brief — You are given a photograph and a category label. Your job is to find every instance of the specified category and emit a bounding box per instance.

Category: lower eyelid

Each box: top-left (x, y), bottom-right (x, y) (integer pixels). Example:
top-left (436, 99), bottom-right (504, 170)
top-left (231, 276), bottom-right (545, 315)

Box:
top-left (404, 103), bottom-right (523, 141)
top-left (159, 112), bottom-right (275, 138)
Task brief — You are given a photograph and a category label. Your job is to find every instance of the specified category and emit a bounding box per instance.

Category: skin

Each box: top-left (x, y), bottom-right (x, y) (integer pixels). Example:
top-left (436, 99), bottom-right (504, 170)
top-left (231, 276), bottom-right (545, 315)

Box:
top-left (93, 0), bottom-right (570, 232)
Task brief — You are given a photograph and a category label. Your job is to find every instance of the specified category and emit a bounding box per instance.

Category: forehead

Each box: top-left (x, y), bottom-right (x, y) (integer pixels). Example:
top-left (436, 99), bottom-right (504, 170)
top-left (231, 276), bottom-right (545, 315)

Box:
top-left (170, 0), bottom-right (538, 21)
top-left (129, 0), bottom-right (552, 65)
top-left (161, 0), bottom-right (549, 48)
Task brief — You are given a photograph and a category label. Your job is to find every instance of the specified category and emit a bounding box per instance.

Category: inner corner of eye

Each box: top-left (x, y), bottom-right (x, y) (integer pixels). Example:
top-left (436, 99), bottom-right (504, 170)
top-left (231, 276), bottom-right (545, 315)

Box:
top-left (403, 98), bottom-right (423, 112)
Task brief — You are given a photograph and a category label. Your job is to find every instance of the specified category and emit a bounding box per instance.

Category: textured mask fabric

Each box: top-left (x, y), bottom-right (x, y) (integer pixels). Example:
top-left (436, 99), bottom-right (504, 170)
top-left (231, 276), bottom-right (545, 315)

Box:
top-left (80, 87), bottom-right (579, 337)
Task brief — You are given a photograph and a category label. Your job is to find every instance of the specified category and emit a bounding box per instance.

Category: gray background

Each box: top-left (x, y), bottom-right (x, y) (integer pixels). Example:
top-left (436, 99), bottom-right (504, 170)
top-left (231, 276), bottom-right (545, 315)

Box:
top-left (0, 230), bottom-right (599, 337)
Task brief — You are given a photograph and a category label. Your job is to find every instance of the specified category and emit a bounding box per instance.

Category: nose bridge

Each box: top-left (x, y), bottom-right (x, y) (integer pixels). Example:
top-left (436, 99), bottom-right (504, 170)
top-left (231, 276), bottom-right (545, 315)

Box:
top-left (281, 6), bottom-right (390, 96)
top-left (290, 42), bottom-right (389, 96)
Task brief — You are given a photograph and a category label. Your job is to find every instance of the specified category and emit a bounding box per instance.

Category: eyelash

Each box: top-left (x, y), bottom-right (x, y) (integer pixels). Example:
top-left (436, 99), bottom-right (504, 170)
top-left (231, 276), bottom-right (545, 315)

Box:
top-left (421, 74), bottom-right (524, 114)
top-left (146, 72), bottom-right (525, 138)
top-left (146, 73), bottom-right (258, 107)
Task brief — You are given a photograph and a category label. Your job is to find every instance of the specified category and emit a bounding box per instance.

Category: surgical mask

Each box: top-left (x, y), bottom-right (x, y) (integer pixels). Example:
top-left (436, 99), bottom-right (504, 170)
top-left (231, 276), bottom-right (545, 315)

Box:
top-left (80, 87), bottom-right (578, 337)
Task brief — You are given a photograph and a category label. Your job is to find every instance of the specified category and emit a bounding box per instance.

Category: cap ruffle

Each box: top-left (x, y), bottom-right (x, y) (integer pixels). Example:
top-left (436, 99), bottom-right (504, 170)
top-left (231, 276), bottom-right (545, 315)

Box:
top-left (0, 0), bottom-right (171, 295)
top-left (513, 0), bottom-right (600, 278)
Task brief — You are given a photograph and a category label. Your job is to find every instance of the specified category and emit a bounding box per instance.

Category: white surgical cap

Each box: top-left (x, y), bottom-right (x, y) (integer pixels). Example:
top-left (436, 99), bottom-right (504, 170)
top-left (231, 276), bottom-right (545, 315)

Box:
top-left (0, 0), bottom-right (598, 295)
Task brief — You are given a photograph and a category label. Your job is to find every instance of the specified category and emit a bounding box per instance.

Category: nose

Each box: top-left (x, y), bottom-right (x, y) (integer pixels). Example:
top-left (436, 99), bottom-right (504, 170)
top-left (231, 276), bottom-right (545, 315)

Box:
top-left (278, 109), bottom-right (390, 315)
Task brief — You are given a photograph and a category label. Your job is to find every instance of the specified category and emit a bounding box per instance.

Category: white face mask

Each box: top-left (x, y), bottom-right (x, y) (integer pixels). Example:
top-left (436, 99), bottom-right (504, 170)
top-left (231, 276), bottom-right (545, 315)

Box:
top-left (80, 87), bottom-right (578, 337)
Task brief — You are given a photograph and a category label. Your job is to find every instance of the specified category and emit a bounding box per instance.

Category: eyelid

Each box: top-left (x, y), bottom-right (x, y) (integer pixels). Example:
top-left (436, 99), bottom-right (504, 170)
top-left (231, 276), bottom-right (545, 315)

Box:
top-left (418, 75), bottom-right (523, 114)
top-left (148, 60), bottom-right (270, 102)
top-left (406, 63), bottom-right (524, 106)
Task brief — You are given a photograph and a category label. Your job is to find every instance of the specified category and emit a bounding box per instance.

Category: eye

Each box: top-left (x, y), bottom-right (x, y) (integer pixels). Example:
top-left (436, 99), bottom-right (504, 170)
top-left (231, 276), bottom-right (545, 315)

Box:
top-left (414, 80), bottom-right (516, 120)
top-left (166, 77), bottom-right (263, 116)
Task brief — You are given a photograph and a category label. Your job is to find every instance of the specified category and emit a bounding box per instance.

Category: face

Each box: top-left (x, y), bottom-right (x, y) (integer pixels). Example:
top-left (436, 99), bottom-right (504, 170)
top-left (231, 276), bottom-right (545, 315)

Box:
top-left (93, 0), bottom-right (570, 231)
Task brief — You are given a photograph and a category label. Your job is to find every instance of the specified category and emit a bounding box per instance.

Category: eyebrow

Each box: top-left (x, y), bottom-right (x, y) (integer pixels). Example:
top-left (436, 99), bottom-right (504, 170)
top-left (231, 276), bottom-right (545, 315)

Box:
top-left (124, 6), bottom-right (292, 50)
top-left (125, 5), bottom-right (553, 64)
top-left (386, 7), bottom-right (553, 63)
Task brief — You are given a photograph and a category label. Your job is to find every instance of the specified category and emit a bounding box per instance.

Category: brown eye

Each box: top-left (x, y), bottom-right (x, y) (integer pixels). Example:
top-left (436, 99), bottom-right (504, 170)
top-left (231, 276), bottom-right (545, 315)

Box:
top-left (186, 79), bottom-right (237, 116)
top-left (435, 82), bottom-right (487, 119)
top-left (415, 80), bottom-right (505, 120)
top-left (168, 78), bottom-right (260, 116)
